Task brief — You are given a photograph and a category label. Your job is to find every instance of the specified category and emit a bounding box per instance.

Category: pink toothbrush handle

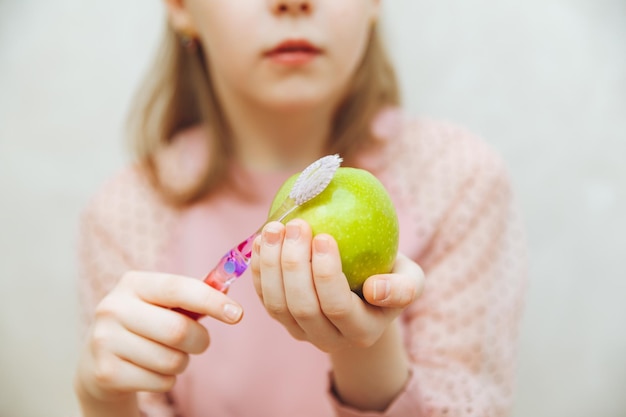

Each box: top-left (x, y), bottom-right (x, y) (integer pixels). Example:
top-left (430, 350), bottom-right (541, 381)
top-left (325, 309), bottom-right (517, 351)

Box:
top-left (172, 154), bottom-right (343, 320)
top-left (174, 233), bottom-right (257, 320)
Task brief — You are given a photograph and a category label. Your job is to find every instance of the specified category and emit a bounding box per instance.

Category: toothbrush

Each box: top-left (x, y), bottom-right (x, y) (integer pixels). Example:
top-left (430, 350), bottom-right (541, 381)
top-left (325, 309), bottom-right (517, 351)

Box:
top-left (176, 154), bottom-right (343, 319)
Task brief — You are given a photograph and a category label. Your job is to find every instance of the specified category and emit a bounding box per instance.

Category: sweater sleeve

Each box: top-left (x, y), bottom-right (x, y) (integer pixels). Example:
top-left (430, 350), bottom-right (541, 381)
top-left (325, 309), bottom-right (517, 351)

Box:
top-left (402, 161), bottom-right (527, 417)
top-left (76, 168), bottom-right (181, 417)
top-left (330, 119), bottom-right (528, 416)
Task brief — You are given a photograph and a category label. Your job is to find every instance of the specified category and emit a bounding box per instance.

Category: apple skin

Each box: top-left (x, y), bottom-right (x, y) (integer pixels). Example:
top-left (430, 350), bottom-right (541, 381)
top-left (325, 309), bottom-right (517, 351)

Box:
top-left (269, 167), bottom-right (399, 294)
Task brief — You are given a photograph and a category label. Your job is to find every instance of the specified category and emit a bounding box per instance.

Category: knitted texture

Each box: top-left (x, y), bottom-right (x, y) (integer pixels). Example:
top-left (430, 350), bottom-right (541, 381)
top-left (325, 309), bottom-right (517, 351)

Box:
top-left (77, 109), bottom-right (527, 417)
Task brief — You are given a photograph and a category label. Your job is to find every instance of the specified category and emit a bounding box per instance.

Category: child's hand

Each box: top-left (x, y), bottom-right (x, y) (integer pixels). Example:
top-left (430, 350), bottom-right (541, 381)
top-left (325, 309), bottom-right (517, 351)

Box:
top-left (250, 220), bottom-right (424, 353)
top-left (75, 272), bottom-right (243, 404)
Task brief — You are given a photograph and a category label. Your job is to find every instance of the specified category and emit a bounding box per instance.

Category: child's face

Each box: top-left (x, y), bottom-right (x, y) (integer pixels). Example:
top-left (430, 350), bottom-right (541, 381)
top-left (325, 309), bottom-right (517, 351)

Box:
top-left (169, 0), bottom-right (380, 111)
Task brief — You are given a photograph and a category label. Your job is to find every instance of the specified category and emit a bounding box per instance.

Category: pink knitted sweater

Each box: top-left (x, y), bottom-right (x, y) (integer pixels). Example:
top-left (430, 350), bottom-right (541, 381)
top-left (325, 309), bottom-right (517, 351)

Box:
top-left (77, 109), bottom-right (527, 417)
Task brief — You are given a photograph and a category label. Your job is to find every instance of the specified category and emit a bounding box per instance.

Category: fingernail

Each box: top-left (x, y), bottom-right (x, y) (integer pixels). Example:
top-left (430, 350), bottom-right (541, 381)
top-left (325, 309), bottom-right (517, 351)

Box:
top-left (314, 236), bottom-right (329, 255)
top-left (285, 222), bottom-right (301, 241)
top-left (224, 304), bottom-right (242, 322)
top-left (373, 279), bottom-right (390, 301)
top-left (263, 226), bottom-right (281, 246)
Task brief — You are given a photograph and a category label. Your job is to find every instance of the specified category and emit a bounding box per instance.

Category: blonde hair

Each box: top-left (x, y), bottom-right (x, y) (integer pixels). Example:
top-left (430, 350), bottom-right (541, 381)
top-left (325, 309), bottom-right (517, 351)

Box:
top-left (127, 22), bottom-right (400, 205)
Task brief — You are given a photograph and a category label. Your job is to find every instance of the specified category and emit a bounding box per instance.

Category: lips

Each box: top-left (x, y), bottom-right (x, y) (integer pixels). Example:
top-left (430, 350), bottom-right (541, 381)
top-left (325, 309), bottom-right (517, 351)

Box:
top-left (265, 39), bottom-right (322, 65)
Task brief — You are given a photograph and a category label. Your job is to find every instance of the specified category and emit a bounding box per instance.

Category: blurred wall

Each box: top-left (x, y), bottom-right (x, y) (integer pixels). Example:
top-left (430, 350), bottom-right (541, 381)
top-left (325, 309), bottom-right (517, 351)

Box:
top-left (1, 1), bottom-right (625, 416)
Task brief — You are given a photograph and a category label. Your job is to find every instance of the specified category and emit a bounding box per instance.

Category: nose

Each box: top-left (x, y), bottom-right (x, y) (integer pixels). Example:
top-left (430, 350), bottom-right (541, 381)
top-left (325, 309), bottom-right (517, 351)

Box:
top-left (270, 0), bottom-right (313, 16)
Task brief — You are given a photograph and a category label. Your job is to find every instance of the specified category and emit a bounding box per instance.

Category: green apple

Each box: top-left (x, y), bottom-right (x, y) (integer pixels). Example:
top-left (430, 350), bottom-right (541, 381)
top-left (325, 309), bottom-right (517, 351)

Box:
top-left (269, 167), bottom-right (399, 294)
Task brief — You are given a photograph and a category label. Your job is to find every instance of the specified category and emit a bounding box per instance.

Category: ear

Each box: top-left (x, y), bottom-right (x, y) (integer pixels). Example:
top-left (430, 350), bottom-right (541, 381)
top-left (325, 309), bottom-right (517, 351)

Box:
top-left (163, 0), bottom-right (198, 36)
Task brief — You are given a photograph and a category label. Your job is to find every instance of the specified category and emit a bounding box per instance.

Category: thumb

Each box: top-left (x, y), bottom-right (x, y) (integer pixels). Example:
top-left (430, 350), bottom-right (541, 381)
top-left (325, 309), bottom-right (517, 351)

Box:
top-left (361, 254), bottom-right (424, 308)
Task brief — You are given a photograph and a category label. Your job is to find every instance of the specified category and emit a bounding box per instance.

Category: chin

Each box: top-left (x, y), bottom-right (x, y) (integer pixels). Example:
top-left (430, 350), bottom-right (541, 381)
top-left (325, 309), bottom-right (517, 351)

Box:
top-left (268, 98), bottom-right (325, 113)
top-left (262, 84), bottom-right (340, 113)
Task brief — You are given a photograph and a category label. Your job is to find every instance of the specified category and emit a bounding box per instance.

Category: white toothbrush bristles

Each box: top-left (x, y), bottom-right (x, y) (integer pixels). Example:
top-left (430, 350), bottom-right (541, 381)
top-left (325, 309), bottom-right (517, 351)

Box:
top-left (289, 154), bottom-right (343, 205)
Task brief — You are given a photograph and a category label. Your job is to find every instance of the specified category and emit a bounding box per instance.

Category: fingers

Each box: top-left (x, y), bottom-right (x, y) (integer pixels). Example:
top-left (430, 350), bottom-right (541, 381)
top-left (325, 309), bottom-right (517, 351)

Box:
top-left (282, 222), bottom-right (341, 342)
top-left (309, 233), bottom-right (376, 347)
top-left (252, 221), bottom-right (342, 345)
top-left (361, 253), bottom-right (425, 308)
top-left (108, 323), bottom-right (190, 376)
top-left (253, 221), bottom-right (306, 338)
top-left (105, 296), bottom-right (210, 354)
top-left (250, 219), bottom-right (425, 352)
top-left (310, 233), bottom-right (354, 320)
top-left (89, 352), bottom-right (177, 395)
top-left (120, 271), bottom-right (243, 324)
top-left (99, 272), bottom-right (243, 354)
top-left (254, 222), bottom-right (289, 317)
top-left (84, 314), bottom-right (186, 398)
top-left (79, 270), bottom-right (247, 401)
top-left (310, 233), bottom-right (387, 346)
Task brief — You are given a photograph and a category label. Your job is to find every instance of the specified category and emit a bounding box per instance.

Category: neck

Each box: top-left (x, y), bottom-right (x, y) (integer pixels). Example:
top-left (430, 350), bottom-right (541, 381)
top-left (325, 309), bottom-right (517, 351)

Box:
top-left (219, 96), bottom-right (335, 173)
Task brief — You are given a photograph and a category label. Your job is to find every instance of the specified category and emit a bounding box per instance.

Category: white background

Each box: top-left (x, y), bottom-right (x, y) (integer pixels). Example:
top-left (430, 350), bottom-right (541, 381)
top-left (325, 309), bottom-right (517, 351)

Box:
top-left (1, 1), bottom-right (625, 416)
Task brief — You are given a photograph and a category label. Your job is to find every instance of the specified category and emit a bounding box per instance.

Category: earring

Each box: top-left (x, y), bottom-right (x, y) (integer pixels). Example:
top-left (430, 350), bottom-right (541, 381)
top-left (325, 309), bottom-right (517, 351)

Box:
top-left (180, 33), bottom-right (198, 52)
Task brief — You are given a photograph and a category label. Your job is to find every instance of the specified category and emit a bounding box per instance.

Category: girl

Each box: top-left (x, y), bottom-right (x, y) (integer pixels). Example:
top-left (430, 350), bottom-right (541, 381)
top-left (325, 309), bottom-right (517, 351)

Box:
top-left (74, 1), bottom-right (527, 416)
